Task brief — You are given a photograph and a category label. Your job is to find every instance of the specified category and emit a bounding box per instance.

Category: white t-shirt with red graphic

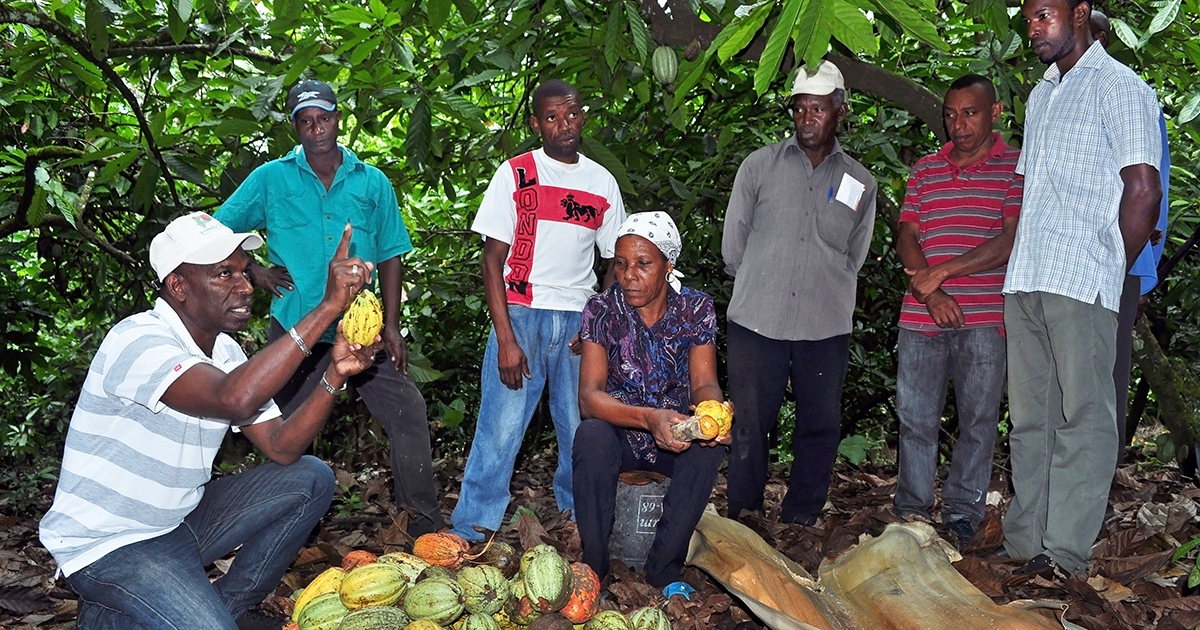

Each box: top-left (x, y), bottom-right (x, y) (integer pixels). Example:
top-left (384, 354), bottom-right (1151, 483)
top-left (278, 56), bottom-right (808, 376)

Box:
top-left (472, 148), bottom-right (625, 312)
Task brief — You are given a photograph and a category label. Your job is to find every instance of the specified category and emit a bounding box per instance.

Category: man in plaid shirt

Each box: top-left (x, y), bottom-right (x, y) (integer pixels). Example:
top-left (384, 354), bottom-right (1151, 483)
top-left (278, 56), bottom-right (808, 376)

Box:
top-left (1002, 0), bottom-right (1162, 578)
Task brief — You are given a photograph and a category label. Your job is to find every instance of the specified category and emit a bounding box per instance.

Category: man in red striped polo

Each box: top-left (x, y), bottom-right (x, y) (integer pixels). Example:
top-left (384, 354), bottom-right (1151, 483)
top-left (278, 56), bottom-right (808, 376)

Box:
top-left (892, 75), bottom-right (1022, 546)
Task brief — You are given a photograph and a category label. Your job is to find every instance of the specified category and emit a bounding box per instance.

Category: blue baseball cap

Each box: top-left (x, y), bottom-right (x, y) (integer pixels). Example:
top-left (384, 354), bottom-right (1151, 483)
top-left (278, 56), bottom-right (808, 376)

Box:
top-left (286, 80), bottom-right (338, 118)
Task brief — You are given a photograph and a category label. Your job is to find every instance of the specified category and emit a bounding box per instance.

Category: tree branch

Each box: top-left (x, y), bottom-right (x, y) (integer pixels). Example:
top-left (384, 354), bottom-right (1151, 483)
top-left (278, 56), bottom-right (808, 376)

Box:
top-left (640, 0), bottom-right (947, 142)
top-left (0, 5), bottom-right (182, 208)
top-left (0, 214), bottom-right (138, 266)
top-left (109, 43), bottom-right (281, 65)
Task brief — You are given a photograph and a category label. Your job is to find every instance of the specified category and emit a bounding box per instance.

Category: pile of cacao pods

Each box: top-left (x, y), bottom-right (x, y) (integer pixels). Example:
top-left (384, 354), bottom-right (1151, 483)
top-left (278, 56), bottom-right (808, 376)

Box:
top-left (286, 532), bottom-right (673, 630)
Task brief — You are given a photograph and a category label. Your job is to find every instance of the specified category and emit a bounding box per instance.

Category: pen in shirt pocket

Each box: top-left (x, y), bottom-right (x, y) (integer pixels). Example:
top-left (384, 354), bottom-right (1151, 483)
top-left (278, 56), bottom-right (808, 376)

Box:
top-left (827, 186), bottom-right (834, 202)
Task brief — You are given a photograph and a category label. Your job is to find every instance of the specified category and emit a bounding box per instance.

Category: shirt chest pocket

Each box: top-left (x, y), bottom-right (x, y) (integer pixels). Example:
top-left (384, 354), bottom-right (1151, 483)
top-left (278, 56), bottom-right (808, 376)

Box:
top-left (345, 194), bottom-right (378, 240)
top-left (272, 189), bottom-right (316, 230)
top-left (815, 199), bottom-right (858, 253)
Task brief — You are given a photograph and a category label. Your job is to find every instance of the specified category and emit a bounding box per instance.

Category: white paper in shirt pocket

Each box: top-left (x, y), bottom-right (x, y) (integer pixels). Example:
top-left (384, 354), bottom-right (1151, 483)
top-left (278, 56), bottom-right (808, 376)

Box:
top-left (834, 172), bottom-right (866, 211)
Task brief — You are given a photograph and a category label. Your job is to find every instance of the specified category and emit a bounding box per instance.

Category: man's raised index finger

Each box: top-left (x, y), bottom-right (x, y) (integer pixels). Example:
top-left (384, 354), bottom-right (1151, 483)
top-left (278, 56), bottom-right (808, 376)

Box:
top-left (334, 223), bottom-right (353, 260)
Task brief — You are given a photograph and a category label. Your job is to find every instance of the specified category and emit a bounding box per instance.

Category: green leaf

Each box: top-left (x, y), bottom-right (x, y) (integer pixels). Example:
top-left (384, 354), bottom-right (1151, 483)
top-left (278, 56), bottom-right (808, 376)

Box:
top-left (826, 0), bottom-right (877, 55)
top-left (717, 1), bottom-right (773, 63)
top-left (282, 40), bottom-right (324, 87)
top-left (84, 0), bottom-right (110, 59)
top-left (406, 96), bottom-right (432, 174)
top-left (27, 187), bottom-right (48, 228)
top-left (837, 434), bottom-right (872, 465)
top-left (406, 351), bottom-right (444, 383)
top-left (131, 160), bottom-right (160, 211)
top-left (580, 137), bottom-right (634, 195)
top-left (1111, 18), bottom-right (1142, 50)
top-left (1190, 565), bottom-right (1200, 590)
top-left (794, 0), bottom-right (830, 70)
top-left (162, 153), bottom-right (208, 186)
top-left (625, 3), bottom-right (651, 62)
top-left (755, 0), bottom-right (809, 97)
top-left (871, 0), bottom-right (949, 52)
top-left (167, 0), bottom-right (188, 44)
top-left (1148, 0), bottom-right (1181, 36)
top-left (451, 69), bottom-right (502, 91)
top-left (453, 0), bottom-right (479, 23)
top-left (668, 176), bottom-right (696, 202)
top-left (604, 3), bottom-right (625, 72)
top-left (97, 150), bottom-right (140, 183)
top-left (1179, 92), bottom-right (1200, 124)
top-left (434, 93), bottom-right (489, 131)
top-left (174, 0), bottom-right (194, 22)
top-left (213, 118), bottom-right (266, 138)
top-left (427, 0), bottom-right (452, 30)
top-left (1171, 534), bottom-right (1200, 562)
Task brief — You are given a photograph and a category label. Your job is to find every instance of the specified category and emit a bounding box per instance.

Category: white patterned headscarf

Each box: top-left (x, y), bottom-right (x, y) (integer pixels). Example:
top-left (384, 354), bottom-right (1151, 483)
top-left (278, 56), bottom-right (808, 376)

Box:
top-left (618, 212), bottom-right (684, 292)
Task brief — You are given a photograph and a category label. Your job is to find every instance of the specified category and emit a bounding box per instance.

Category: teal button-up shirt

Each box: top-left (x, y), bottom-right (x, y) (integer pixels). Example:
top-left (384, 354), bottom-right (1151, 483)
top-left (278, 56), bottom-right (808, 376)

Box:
top-left (215, 145), bottom-right (413, 342)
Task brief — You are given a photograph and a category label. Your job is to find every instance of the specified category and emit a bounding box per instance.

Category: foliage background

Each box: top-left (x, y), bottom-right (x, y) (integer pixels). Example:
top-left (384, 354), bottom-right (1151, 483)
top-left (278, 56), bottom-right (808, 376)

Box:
top-left (2, 0), bottom-right (1197, 514)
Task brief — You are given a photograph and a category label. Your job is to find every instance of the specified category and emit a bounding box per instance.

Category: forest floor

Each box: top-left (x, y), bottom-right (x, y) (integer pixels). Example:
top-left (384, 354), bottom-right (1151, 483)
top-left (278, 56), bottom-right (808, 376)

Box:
top-left (5, 443), bottom-right (1200, 629)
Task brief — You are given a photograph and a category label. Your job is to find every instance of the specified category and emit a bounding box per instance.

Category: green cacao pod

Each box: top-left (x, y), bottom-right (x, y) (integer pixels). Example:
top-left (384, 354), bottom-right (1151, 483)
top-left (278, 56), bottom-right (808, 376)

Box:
top-left (342, 289), bottom-right (384, 346)
top-left (521, 546), bottom-right (573, 612)
top-left (379, 552), bottom-right (431, 587)
top-left (340, 563), bottom-right (409, 610)
top-left (417, 566), bottom-right (458, 583)
top-left (651, 46), bottom-right (678, 85)
top-left (458, 612), bottom-right (502, 630)
top-left (458, 565), bottom-right (510, 616)
top-left (337, 605), bottom-right (409, 630)
top-left (583, 610), bottom-right (633, 630)
top-left (297, 591), bottom-right (350, 630)
top-left (404, 577), bottom-right (465, 626)
top-left (628, 607), bottom-right (670, 630)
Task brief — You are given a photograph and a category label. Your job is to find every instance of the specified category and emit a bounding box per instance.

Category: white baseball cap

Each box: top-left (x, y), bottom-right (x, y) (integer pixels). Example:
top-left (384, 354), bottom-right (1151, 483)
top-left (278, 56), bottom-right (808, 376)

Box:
top-left (790, 60), bottom-right (845, 96)
top-left (149, 212), bottom-right (263, 281)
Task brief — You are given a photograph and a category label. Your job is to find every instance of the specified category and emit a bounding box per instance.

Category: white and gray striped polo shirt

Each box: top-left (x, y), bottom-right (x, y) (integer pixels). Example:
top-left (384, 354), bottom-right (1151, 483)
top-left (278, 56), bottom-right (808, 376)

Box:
top-left (39, 298), bottom-right (280, 577)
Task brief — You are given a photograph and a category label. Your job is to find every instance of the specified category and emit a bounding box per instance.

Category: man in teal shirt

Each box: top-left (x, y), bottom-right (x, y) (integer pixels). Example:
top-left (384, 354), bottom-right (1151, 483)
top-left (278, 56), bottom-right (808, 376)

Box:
top-left (216, 80), bottom-right (444, 536)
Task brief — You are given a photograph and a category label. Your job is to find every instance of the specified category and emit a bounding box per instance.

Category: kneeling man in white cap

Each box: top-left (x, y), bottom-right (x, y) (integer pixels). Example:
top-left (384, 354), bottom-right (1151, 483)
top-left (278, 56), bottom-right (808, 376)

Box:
top-left (40, 212), bottom-right (381, 629)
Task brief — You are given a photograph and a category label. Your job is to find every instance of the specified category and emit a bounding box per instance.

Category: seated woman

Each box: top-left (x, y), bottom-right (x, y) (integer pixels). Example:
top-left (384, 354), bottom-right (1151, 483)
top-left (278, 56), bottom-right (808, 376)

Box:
top-left (573, 212), bottom-right (730, 590)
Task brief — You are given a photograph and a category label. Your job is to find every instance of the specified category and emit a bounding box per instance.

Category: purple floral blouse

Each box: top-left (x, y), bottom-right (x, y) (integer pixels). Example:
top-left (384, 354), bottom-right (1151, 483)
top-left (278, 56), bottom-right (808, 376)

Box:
top-left (579, 284), bottom-right (717, 461)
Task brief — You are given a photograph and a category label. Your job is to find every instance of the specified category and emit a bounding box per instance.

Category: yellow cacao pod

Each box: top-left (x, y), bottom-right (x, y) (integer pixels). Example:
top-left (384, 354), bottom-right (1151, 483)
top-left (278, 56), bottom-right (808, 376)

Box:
top-left (342, 290), bottom-right (383, 346)
top-left (695, 400), bottom-right (733, 438)
top-left (294, 567), bottom-right (347, 622)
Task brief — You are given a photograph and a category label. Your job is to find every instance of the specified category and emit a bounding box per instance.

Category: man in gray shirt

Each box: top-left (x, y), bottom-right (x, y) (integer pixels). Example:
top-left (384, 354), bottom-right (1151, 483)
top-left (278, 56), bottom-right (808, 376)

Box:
top-left (723, 60), bottom-right (877, 525)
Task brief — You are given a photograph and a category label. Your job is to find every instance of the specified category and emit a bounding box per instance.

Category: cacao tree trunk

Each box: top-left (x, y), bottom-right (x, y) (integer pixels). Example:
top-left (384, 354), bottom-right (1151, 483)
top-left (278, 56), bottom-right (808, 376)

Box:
top-left (1132, 316), bottom-right (1200, 464)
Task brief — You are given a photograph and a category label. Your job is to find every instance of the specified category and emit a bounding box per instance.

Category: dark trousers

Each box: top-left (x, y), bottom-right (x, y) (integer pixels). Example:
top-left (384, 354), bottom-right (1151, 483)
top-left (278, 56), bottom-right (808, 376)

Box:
top-left (268, 320), bottom-right (444, 535)
top-left (572, 419), bottom-right (724, 587)
top-left (1113, 273), bottom-right (1141, 464)
top-left (725, 322), bottom-right (850, 523)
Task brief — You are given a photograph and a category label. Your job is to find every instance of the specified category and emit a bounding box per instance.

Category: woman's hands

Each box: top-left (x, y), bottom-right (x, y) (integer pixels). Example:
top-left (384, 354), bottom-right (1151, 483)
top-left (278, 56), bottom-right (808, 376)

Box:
top-left (647, 409), bottom-right (692, 453)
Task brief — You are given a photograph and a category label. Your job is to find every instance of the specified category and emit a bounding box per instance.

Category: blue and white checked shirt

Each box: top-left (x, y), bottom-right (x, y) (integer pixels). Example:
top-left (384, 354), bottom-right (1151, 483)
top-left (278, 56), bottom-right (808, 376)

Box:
top-left (1003, 41), bottom-right (1161, 312)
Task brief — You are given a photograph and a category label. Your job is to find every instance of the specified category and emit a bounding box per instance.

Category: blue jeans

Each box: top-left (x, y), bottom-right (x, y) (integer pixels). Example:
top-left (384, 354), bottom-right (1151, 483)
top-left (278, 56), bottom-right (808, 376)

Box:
top-left (66, 456), bottom-right (335, 629)
top-left (894, 327), bottom-right (1006, 526)
top-left (450, 306), bottom-right (581, 541)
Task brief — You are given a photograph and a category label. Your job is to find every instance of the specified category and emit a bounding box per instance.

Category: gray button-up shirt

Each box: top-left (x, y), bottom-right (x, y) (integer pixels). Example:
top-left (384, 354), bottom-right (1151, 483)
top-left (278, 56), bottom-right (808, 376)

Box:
top-left (723, 136), bottom-right (877, 341)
